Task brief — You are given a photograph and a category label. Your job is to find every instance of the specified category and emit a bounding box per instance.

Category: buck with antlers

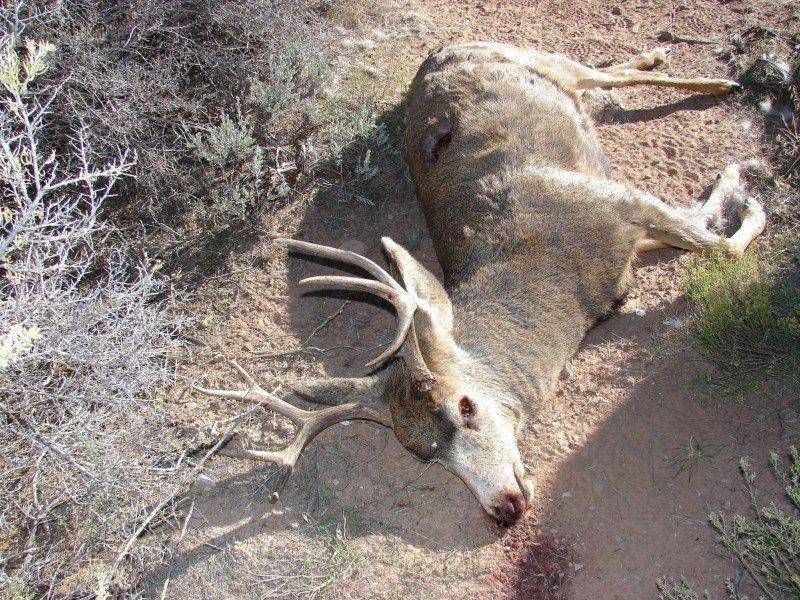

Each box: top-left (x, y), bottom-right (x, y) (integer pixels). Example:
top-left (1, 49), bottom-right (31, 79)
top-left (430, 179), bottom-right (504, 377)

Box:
top-left (197, 43), bottom-right (765, 527)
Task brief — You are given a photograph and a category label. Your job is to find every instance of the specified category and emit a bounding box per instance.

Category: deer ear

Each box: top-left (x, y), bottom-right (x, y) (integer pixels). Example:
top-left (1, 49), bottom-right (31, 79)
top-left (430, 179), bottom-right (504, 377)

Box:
top-left (292, 374), bottom-right (385, 407)
top-left (380, 236), bottom-right (453, 332)
top-left (381, 237), bottom-right (459, 377)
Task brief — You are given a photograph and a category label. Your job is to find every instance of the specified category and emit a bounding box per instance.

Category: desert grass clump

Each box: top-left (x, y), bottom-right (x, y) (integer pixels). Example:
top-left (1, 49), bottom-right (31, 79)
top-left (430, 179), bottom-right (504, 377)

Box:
top-left (683, 252), bottom-right (799, 392)
top-left (0, 30), bottom-right (186, 596)
top-left (668, 436), bottom-right (727, 483)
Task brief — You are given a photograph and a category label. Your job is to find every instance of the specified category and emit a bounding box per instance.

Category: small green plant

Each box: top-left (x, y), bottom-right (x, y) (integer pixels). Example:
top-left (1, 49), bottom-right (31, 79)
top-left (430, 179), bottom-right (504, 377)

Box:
top-left (191, 107), bottom-right (256, 168)
top-left (668, 436), bottom-right (727, 483)
top-left (683, 252), bottom-right (800, 391)
top-left (656, 577), bottom-right (704, 600)
top-left (708, 449), bottom-right (800, 599)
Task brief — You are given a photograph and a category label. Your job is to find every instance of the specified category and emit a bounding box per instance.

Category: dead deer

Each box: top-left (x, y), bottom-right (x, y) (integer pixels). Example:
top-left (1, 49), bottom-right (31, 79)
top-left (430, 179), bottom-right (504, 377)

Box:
top-left (196, 43), bottom-right (765, 527)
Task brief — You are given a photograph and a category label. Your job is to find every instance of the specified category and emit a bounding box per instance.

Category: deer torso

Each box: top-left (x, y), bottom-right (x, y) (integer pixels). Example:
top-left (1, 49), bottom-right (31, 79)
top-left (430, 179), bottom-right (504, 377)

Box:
top-left (404, 42), bottom-right (642, 404)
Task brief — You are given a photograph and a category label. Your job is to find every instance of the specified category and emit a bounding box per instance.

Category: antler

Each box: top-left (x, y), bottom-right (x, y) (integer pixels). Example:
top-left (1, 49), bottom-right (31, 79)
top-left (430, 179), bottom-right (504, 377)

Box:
top-left (194, 360), bottom-right (390, 501)
top-left (281, 238), bottom-right (437, 390)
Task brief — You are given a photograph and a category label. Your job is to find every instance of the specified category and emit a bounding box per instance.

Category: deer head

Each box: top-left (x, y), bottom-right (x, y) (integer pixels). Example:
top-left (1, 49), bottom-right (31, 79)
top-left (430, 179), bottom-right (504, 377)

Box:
top-left (195, 237), bottom-right (533, 527)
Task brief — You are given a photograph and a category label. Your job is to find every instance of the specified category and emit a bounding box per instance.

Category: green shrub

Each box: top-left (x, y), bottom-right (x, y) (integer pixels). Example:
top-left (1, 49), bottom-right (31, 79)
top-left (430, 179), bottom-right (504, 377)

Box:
top-left (659, 448), bottom-right (800, 599)
top-left (190, 107), bottom-right (268, 217)
top-left (709, 448), bottom-right (800, 599)
top-left (683, 252), bottom-right (800, 391)
top-left (190, 107), bottom-right (257, 168)
top-left (247, 42), bottom-right (326, 124)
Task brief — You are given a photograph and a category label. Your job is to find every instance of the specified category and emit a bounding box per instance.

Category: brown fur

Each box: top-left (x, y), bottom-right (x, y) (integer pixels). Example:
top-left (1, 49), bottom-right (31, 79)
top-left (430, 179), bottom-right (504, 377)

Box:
top-left (405, 43), bottom-right (640, 407)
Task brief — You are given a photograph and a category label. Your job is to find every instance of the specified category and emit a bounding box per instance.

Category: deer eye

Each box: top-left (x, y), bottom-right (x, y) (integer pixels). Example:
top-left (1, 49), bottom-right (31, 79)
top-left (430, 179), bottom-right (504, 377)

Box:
top-left (459, 396), bottom-right (476, 418)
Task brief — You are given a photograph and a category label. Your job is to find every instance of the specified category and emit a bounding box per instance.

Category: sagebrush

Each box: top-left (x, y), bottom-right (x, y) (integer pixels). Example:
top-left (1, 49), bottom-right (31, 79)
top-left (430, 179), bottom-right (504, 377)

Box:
top-left (659, 448), bottom-right (800, 600)
top-left (0, 21), bottom-right (186, 596)
top-left (1, 0), bottom-right (419, 595)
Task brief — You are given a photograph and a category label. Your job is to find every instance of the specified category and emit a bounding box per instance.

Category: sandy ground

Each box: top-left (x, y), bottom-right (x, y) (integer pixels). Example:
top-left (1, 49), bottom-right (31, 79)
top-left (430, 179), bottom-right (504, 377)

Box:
top-left (153, 1), bottom-right (797, 598)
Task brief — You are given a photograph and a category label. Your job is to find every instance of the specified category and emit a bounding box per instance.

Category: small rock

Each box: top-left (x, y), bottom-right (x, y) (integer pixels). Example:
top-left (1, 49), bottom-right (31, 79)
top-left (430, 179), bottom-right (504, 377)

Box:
top-left (560, 361), bottom-right (573, 380)
top-left (339, 239), bottom-right (366, 255)
top-left (562, 491), bottom-right (572, 498)
top-left (611, 5), bottom-right (622, 15)
top-left (192, 474), bottom-right (215, 493)
top-left (635, 308), bottom-right (647, 317)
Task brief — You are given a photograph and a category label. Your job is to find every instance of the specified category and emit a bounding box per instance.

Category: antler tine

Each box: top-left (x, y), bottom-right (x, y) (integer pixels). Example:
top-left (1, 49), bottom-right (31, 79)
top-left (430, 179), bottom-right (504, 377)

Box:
top-left (298, 275), bottom-right (416, 366)
top-left (279, 238), bottom-right (402, 291)
top-left (193, 361), bottom-right (389, 502)
top-left (280, 237), bottom-right (437, 389)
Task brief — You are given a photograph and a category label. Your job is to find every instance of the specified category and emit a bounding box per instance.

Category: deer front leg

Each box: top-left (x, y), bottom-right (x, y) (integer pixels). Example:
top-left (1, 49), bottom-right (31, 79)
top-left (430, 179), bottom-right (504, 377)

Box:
top-left (623, 164), bottom-right (766, 257)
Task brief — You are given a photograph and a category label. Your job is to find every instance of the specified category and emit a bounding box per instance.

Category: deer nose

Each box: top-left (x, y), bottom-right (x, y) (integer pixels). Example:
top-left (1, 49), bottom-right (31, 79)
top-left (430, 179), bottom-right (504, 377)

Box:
top-left (493, 490), bottom-right (527, 526)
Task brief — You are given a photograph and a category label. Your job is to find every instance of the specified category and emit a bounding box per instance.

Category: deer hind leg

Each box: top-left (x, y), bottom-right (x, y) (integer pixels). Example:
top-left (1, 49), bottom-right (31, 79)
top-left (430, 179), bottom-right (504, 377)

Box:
top-left (575, 67), bottom-right (740, 95)
top-left (636, 163), bottom-right (739, 252)
top-left (629, 164), bottom-right (766, 257)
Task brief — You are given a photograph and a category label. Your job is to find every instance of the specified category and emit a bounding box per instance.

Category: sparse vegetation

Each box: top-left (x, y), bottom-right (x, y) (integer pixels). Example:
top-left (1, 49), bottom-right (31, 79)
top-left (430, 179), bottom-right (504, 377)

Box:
top-left (17, 0), bottom-right (401, 227)
top-left (255, 517), bottom-right (366, 599)
top-left (661, 447), bottom-right (800, 599)
top-left (709, 449), bottom-right (800, 599)
top-left (663, 15), bottom-right (800, 600)
top-left (0, 25), bottom-right (186, 595)
top-left (684, 252), bottom-right (799, 392)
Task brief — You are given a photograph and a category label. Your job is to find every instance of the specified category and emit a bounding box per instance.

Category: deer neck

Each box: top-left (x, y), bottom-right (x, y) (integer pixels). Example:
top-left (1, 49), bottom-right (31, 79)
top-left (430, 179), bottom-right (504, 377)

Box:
top-left (448, 261), bottom-right (589, 406)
